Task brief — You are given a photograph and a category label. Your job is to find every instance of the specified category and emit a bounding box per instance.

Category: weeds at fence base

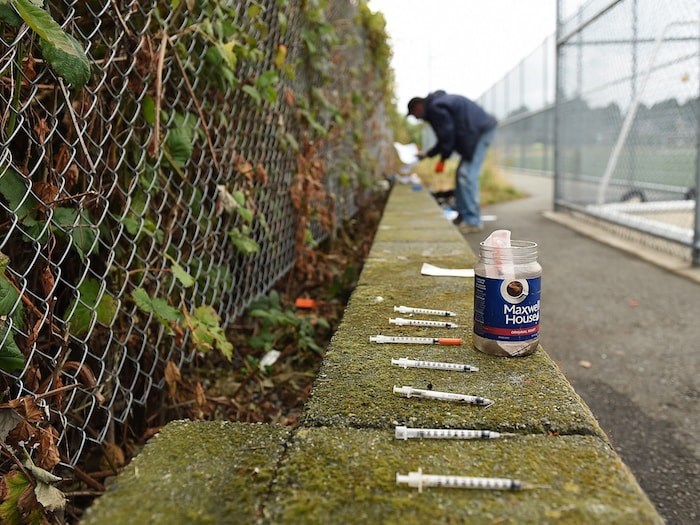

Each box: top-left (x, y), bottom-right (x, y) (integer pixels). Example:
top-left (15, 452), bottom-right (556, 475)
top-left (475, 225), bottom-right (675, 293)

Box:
top-left (59, 188), bottom-right (386, 521)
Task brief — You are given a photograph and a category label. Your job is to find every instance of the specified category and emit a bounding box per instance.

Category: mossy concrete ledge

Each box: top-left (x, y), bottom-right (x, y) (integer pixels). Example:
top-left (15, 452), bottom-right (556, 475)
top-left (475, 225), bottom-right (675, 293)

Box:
top-left (83, 184), bottom-right (662, 524)
top-left (81, 421), bottom-right (290, 524)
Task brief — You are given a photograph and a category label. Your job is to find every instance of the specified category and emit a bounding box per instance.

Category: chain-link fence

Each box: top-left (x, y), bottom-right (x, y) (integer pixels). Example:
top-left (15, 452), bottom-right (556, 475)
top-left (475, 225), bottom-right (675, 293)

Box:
top-left (478, 36), bottom-right (556, 175)
top-left (0, 0), bottom-right (394, 475)
top-left (556, 0), bottom-right (699, 264)
top-left (479, 0), bottom-right (700, 265)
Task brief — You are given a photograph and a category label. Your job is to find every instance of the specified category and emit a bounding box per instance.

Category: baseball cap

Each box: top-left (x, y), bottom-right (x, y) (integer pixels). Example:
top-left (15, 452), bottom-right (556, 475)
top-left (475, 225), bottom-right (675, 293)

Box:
top-left (407, 97), bottom-right (423, 116)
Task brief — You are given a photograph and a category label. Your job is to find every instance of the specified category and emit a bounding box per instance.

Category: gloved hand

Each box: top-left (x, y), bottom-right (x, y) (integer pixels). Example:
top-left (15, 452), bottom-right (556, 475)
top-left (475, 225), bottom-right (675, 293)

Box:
top-left (435, 159), bottom-right (445, 173)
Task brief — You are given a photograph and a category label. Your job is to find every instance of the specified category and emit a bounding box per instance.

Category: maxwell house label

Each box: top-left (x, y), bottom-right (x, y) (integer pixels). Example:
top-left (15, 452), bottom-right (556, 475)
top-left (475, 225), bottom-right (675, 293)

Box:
top-left (473, 276), bottom-right (541, 341)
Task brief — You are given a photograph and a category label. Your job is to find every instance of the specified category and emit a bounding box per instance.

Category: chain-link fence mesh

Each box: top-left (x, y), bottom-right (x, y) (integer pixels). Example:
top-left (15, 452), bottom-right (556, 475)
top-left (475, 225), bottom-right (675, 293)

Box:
top-left (478, 36), bottom-right (556, 174)
top-left (0, 0), bottom-right (394, 474)
top-left (479, 0), bottom-right (699, 264)
top-left (556, 0), bottom-right (699, 263)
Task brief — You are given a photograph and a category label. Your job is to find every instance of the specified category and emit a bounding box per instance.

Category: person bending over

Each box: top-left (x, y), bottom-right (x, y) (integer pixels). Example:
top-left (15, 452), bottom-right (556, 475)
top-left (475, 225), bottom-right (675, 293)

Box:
top-left (407, 91), bottom-right (497, 233)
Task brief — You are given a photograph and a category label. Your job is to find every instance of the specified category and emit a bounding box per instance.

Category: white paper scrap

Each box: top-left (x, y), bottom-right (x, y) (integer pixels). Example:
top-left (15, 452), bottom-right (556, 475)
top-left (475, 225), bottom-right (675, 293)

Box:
top-left (393, 142), bottom-right (420, 166)
top-left (421, 263), bottom-right (475, 278)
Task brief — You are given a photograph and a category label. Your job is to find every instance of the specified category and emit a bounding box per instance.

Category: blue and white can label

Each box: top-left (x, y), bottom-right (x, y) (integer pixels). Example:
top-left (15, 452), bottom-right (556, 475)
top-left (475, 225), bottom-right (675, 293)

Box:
top-left (474, 276), bottom-right (541, 341)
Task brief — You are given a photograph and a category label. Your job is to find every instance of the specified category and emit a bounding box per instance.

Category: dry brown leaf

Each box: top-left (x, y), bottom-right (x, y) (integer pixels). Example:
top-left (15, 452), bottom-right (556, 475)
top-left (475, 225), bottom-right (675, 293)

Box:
top-left (164, 361), bottom-right (181, 399)
top-left (34, 182), bottom-right (58, 208)
top-left (23, 366), bottom-right (42, 392)
top-left (51, 376), bottom-right (66, 409)
top-left (194, 382), bottom-right (206, 408)
top-left (21, 397), bottom-right (45, 422)
top-left (40, 266), bottom-right (55, 298)
top-left (0, 472), bottom-right (8, 500)
top-left (101, 442), bottom-right (126, 471)
top-left (66, 163), bottom-right (80, 190)
top-left (34, 119), bottom-right (50, 144)
top-left (23, 54), bottom-right (37, 80)
top-left (17, 482), bottom-right (38, 515)
top-left (35, 426), bottom-right (61, 471)
top-left (27, 317), bottom-right (43, 349)
top-left (284, 87), bottom-right (295, 106)
top-left (256, 162), bottom-right (269, 186)
top-left (172, 322), bottom-right (185, 346)
top-left (7, 420), bottom-right (37, 446)
top-left (0, 409), bottom-right (23, 442)
top-left (236, 159), bottom-right (255, 180)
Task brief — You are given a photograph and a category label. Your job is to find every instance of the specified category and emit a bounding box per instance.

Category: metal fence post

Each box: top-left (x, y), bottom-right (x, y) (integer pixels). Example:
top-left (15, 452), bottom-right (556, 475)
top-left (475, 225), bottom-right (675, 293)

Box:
top-left (554, 0), bottom-right (562, 209)
top-left (694, 16), bottom-right (700, 267)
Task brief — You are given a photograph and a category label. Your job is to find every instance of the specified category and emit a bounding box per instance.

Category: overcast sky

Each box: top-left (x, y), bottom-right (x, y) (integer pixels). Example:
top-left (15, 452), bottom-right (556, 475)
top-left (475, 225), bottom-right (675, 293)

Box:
top-left (366, 0), bottom-right (557, 113)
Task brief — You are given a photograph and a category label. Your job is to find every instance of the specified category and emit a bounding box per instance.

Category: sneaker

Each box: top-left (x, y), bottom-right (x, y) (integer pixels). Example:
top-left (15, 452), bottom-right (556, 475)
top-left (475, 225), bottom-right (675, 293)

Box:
top-left (451, 213), bottom-right (463, 226)
top-left (458, 222), bottom-right (484, 234)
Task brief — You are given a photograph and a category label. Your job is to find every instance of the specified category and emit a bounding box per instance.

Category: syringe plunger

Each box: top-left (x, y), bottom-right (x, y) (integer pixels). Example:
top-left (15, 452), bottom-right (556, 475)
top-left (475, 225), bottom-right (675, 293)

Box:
top-left (393, 305), bottom-right (457, 317)
top-left (396, 468), bottom-right (524, 492)
top-left (394, 425), bottom-right (506, 440)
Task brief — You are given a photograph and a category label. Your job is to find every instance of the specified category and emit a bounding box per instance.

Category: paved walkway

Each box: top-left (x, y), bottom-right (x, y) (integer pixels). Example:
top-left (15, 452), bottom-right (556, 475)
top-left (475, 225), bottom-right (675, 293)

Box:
top-left (459, 171), bottom-right (700, 525)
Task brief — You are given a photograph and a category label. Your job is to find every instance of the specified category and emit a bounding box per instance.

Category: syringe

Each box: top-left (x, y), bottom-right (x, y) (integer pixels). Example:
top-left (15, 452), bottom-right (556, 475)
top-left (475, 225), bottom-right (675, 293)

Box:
top-left (394, 425), bottom-right (512, 440)
top-left (391, 358), bottom-right (478, 372)
top-left (389, 317), bottom-right (459, 328)
top-left (393, 385), bottom-right (493, 407)
top-left (393, 305), bottom-right (457, 317)
top-left (370, 335), bottom-right (462, 346)
top-left (396, 468), bottom-right (538, 492)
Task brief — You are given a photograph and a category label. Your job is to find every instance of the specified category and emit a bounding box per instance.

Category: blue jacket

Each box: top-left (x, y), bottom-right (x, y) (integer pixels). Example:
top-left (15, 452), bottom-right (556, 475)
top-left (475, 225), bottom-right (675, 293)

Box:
top-left (423, 90), bottom-right (497, 162)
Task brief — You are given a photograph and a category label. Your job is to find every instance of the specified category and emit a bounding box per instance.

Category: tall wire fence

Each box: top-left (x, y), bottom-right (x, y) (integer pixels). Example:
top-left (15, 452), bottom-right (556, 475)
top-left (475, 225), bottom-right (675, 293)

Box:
top-left (478, 35), bottom-right (556, 175)
top-left (0, 0), bottom-right (394, 474)
top-left (479, 0), bottom-right (700, 265)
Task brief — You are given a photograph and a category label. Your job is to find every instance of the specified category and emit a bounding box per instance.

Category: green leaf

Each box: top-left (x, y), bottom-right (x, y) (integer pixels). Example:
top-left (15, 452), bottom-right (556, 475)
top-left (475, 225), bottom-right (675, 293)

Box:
top-left (236, 206), bottom-right (253, 224)
top-left (0, 323), bottom-right (25, 372)
top-left (257, 70), bottom-right (278, 88)
top-left (38, 33), bottom-right (91, 88)
top-left (242, 85), bottom-right (261, 106)
top-left (121, 215), bottom-right (140, 236)
top-left (142, 95), bottom-right (156, 125)
top-left (282, 132), bottom-right (299, 152)
top-left (0, 252), bottom-right (9, 275)
top-left (185, 305), bottom-right (233, 360)
top-left (216, 40), bottom-right (238, 69)
top-left (0, 5), bottom-right (22, 26)
top-left (166, 112), bottom-right (196, 168)
top-left (228, 227), bottom-right (260, 255)
top-left (14, 0), bottom-right (90, 87)
top-left (0, 276), bottom-right (24, 371)
top-left (247, 4), bottom-right (263, 18)
top-left (278, 12), bottom-right (288, 34)
top-left (0, 278), bottom-right (23, 325)
top-left (73, 211), bottom-right (98, 257)
top-left (131, 288), bottom-right (183, 330)
top-left (233, 190), bottom-right (245, 207)
top-left (0, 167), bottom-right (39, 222)
top-left (65, 278), bottom-right (117, 336)
top-left (165, 255), bottom-right (195, 288)
top-left (0, 472), bottom-right (40, 525)
top-left (52, 208), bottom-right (98, 259)
top-left (14, 0), bottom-right (74, 52)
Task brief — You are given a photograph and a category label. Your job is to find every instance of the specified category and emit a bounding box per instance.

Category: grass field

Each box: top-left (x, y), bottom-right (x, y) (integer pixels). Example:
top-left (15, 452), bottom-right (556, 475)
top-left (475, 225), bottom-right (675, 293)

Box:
top-left (497, 143), bottom-right (696, 189)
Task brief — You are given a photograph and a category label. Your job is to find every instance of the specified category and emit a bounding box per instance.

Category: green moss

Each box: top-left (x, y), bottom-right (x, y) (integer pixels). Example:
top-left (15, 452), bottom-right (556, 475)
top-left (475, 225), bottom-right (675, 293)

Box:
top-left (269, 428), bottom-right (661, 525)
top-left (81, 421), bottom-right (290, 525)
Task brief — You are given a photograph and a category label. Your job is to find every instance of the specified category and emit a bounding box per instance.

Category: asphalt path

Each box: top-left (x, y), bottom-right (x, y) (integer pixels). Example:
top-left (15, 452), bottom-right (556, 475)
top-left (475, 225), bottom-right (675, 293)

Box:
top-left (459, 171), bottom-right (700, 525)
